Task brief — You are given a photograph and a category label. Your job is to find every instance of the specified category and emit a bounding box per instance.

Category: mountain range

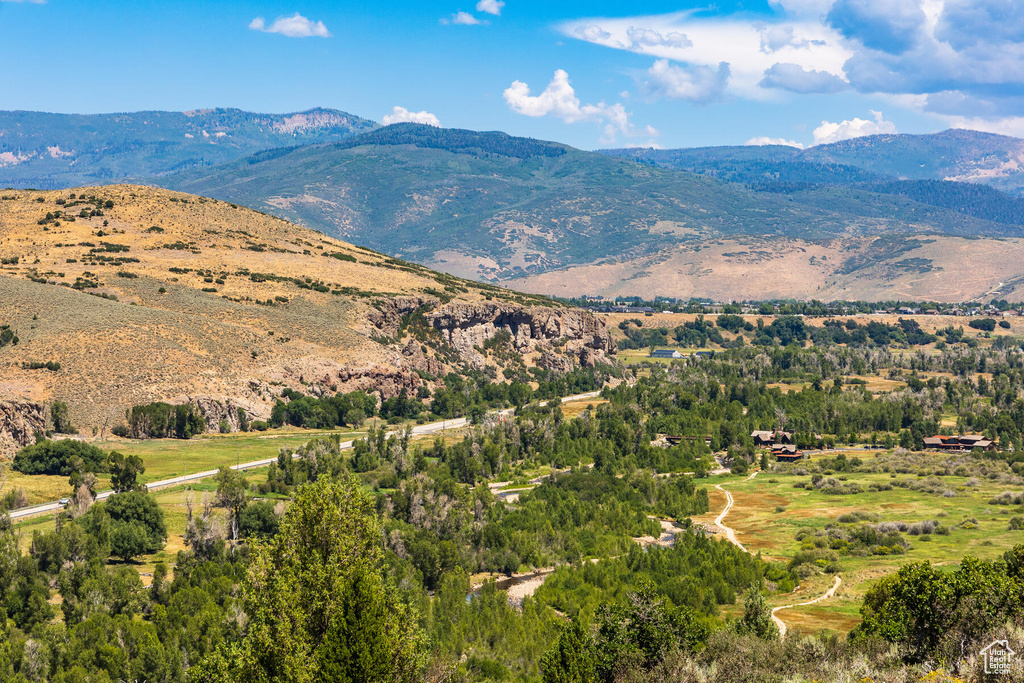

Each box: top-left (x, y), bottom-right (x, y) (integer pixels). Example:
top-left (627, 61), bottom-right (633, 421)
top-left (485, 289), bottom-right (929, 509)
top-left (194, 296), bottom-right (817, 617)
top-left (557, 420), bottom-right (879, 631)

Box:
top-left (0, 108), bottom-right (376, 188)
top-left (4, 108), bottom-right (1024, 301)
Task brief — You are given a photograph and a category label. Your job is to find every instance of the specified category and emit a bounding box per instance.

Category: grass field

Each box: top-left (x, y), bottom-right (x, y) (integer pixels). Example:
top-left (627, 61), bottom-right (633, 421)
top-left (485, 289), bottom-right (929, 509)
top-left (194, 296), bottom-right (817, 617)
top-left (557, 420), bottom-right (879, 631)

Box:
top-left (700, 452), bottom-right (1024, 636)
top-left (3, 427), bottom-right (366, 506)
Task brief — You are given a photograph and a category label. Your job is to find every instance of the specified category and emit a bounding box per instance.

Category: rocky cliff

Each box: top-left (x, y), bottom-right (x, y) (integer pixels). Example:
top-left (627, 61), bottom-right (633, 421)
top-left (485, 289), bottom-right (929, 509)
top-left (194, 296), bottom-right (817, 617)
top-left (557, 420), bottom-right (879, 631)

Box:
top-left (426, 302), bottom-right (615, 369)
top-left (0, 399), bottom-right (45, 459)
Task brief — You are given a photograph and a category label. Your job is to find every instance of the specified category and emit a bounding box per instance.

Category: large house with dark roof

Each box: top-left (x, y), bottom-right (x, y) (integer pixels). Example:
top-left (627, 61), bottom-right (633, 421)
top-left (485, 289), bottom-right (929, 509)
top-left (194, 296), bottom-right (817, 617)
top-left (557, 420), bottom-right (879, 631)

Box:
top-left (922, 434), bottom-right (997, 452)
top-left (751, 430), bottom-right (793, 447)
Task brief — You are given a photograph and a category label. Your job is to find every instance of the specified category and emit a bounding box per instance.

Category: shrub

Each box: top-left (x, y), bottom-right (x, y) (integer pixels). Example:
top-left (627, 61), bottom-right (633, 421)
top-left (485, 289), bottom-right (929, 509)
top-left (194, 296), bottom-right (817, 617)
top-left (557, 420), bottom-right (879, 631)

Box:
top-left (969, 318), bottom-right (997, 331)
top-left (1009, 517), bottom-right (1024, 531)
top-left (13, 439), bottom-right (108, 476)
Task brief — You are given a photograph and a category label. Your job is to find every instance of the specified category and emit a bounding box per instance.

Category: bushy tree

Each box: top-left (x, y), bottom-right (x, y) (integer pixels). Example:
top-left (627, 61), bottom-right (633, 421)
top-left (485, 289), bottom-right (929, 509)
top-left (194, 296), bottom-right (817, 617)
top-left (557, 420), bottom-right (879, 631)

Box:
top-left (108, 451), bottom-right (146, 493)
top-left (194, 475), bottom-right (425, 682)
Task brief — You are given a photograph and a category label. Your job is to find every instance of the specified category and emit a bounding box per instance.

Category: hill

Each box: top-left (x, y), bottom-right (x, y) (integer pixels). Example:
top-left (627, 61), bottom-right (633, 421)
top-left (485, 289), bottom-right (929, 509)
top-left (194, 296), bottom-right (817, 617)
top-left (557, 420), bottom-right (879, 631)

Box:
top-left (0, 185), bottom-right (614, 453)
top-left (0, 108), bottom-right (377, 189)
top-left (606, 129), bottom-right (1024, 196)
top-left (158, 125), bottom-right (1024, 291)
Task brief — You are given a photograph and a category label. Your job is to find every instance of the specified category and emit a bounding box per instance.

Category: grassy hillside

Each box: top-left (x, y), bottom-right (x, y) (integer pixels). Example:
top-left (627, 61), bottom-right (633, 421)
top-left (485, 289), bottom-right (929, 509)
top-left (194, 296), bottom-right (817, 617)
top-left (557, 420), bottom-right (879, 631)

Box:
top-left (0, 108), bottom-right (377, 188)
top-left (159, 124), bottom-right (1024, 289)
top-left (0, 185), bottom-right (577, 432)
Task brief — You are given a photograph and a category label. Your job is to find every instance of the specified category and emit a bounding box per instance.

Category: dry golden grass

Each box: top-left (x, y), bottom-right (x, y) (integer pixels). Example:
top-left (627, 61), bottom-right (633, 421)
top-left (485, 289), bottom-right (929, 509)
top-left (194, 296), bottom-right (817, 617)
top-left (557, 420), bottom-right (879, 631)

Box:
top-left (510, 234), bottom-right (1024, 302)
top-left (0, 185), bottom-right (516, 429)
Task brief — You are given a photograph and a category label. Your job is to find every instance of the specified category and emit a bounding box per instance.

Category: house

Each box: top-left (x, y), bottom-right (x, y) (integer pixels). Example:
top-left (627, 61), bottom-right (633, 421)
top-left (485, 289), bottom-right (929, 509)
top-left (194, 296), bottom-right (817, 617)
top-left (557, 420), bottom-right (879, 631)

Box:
top-left (694, 351), bottom-right (714, 359)
top-left (650, 349), bottom-right (682, 359)
top-left (751, 430), bottom-right (793, 447)
top-left (923, 434), bottom-right (998, 452)
top-left (772, 444), bottom-right (804, 462)
top-left (898, 307), bottom-right (921, 315)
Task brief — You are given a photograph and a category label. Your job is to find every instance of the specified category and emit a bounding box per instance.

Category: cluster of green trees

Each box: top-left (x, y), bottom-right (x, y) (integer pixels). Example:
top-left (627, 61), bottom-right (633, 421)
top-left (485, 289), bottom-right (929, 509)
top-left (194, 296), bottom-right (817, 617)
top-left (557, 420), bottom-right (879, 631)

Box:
top-left (7, 343), bottom-right (1024, 681)
top-left (269, 388), bottom-right (377, 429)
top-left (121, 402), bottom-right (207, 439)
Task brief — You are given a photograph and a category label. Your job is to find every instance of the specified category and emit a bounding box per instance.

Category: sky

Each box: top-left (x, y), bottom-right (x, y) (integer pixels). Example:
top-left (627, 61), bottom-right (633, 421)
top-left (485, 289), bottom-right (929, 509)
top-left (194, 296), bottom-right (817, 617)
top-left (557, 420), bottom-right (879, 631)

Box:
top-left (0, 0), bottom-right (1022, 150)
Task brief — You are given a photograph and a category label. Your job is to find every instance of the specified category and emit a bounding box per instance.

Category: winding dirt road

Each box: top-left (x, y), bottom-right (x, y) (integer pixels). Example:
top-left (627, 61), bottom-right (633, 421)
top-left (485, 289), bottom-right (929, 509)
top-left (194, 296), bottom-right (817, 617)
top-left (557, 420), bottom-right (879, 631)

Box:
top-left (713, 471), bottom-right (841, 638)
top-left (770, 575), bottom-right (843, 637)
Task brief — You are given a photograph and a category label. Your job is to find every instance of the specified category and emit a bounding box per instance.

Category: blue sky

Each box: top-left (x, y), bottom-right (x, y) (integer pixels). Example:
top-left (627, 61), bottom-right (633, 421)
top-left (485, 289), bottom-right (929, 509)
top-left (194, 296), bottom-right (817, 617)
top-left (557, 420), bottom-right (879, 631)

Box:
top-left (1, 0), bottom-right (1021, 149)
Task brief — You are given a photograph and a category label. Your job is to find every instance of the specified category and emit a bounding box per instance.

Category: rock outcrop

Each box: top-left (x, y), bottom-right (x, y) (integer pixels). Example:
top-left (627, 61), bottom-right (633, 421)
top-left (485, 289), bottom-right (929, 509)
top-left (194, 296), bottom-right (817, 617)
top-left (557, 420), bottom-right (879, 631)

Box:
top-left (366, 296), bottom-right (434, 339)
top-left (335, 366), bottom-right (423, 401)
top-left (188, 396), bottom-right (269, 433)
top-left (426, 302), bottom-right (615, 369)
top-left (0, 399), bottom-right (45, 458)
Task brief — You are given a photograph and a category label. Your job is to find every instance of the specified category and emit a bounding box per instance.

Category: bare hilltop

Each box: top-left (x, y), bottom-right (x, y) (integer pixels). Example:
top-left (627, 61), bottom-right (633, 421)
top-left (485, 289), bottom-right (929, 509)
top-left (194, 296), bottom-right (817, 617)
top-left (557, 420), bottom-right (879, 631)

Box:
top-left (0, 186), bottom-right (614, 450)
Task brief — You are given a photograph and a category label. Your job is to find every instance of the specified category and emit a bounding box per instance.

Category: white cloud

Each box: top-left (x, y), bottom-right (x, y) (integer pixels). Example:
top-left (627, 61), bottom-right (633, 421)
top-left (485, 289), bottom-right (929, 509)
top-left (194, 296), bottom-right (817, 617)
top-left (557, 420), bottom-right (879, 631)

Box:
top-left (745, 136), bottom-right (806, 148)
top-left (559, 2), bottom-right (1024, 137)
top-left (573, 25), bottom-right (613, 43)
top-left (643, 59), bottom-right (731, 103)
top-left (249, 13), bottom-right (331, 38)
top-left (626, 27), bottom-right (691, 50)
top-left (442, 11), bottom-right (483, 25)
top-left (946, 116), bottom-right (1024, 140)
top-left (560, 14), bottom-right (850, 101)
top-left (382, 106), bottom-right (442, 127)
top-left (503, 69), bottom-right (654, 144)
top-left (476, 0), bottom-right (504, 16)
top-left (812, 109), bottom-right (896, 145)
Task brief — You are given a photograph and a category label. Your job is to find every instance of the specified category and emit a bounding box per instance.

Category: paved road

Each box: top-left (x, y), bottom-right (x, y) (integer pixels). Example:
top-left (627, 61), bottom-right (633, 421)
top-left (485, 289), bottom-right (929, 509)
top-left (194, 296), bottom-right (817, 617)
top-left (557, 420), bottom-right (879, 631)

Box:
top-left (7, 390), bottom-right (604, 521)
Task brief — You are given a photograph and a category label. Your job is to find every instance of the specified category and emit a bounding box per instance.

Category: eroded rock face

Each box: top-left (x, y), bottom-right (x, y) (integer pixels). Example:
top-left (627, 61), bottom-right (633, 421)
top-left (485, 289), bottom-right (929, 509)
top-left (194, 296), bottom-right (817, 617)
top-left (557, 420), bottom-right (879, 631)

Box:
top-left (335, 366), bottom-right (423, 401)
top-left (189, 396), bottom-right (268, 433)
top-left (426, 302), bottom-right (615, 369)
top-left (366, 296), bottom-right (434, 339)
top-left (0, 399), bottom-right (45, 458)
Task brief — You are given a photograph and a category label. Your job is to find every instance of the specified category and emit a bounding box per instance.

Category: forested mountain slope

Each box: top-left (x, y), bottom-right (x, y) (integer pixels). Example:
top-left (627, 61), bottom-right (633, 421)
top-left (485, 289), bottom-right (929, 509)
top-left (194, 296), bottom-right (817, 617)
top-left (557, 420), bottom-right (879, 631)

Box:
top-left (0, 108), bottom-right (377, 188)
top-left (159, 124), bottom-right (1024, 295)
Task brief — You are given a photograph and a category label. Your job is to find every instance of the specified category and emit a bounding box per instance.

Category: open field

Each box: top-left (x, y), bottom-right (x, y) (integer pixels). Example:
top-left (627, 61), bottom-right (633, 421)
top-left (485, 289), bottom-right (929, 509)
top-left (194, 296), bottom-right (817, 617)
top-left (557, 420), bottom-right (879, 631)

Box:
top-left (700, 451), bottom-right (1024, 636)
top-left (4, 427), bottom-right (365, 505)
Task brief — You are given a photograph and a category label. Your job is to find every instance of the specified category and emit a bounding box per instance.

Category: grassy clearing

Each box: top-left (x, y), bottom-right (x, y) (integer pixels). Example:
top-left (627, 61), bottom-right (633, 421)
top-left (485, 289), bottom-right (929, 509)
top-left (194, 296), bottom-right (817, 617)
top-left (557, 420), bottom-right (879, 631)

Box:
top-left (5, 427), bottom-right (365, 505)
top-left (706, 454), bottom-right (1024, 635)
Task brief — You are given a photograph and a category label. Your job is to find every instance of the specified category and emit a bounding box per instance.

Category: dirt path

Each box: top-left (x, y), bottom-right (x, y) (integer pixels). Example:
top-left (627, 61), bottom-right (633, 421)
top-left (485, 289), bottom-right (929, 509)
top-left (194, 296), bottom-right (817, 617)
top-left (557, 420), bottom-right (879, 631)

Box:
top-left (771, 575), bottom-right (843, 637)
top-left (713, 471), bottom-right (758, 552)
top-left (713, 471), bottom-right (841, 638)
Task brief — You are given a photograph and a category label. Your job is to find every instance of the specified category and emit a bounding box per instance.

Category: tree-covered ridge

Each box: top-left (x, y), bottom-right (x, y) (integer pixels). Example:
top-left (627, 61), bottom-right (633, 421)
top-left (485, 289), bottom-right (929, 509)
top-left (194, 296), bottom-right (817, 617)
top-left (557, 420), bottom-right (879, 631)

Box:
top-left (163, 126), bottom-right (1024, 284)
top-left (325, 122), bottom-right (571, 159)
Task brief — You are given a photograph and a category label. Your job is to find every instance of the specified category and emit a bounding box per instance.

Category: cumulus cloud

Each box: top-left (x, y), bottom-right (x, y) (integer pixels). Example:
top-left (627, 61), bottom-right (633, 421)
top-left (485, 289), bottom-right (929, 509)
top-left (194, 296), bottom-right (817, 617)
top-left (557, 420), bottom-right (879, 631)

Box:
top-left (503, 69), bottom-right (654, 143)
top-left (643, 59), bottom-right (731, 103)
top-left (442, 11), bottom-right (483, 25)
top-left (812, 110), bottom-right (896, 145)
top-left (249, 13), bottom-right (331, 38)
top-left (826, 0), bottom-right (925, 54)
top-left (573, 25), bottom-right (613, 43)
top-left (745, 136), bottom-right (806, 148)
top-left (476, 0), bottom-right (504, 16)
top-left (381, 106), bottom-right (442, 127)
top-left (626, 27), bottom-right (691, 50)
top-left (561, 3), bottom-right (1024, 134)
top-left (760, 62), bottom-right (848, 93)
